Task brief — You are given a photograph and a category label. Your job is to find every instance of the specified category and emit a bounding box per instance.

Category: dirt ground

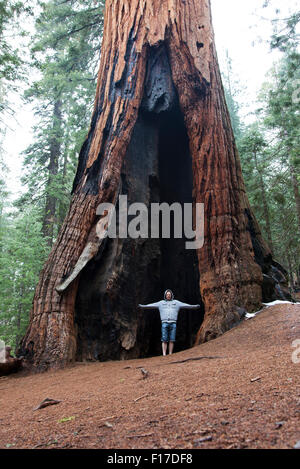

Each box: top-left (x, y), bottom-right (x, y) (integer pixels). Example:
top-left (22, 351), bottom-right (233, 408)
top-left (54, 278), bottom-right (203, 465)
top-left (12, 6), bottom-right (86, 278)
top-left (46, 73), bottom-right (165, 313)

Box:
top-left (0, 303), bottom-right (299, 449)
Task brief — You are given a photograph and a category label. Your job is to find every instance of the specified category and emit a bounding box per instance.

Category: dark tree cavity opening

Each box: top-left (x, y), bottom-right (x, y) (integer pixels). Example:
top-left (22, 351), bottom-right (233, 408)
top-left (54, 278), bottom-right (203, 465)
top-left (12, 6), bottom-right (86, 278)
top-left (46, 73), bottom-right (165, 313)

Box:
top-left (74, 45), bottom-right (203, 362)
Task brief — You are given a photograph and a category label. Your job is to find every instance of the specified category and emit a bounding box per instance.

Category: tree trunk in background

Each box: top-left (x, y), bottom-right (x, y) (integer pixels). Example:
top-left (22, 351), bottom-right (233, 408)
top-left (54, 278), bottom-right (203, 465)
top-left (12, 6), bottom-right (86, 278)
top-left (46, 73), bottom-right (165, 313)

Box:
top-left (287, 253), bottom-right (295, 292)
top-left (42, 99), bottom-right (62, 246)
top-left (289, 160), bottom-right (300, 235)
top-left (57, 133), bottom-right (69, 231)
top-left (253, 151), bottom-right (274, 255)
top-left (17, 0), bottom-right (293, 370)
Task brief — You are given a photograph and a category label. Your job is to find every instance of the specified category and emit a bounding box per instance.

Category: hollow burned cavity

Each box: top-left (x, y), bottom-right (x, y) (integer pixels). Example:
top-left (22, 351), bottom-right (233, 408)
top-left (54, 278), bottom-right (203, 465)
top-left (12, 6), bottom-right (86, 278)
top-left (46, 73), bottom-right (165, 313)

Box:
top-left (74, 44), bottom-right (204, 362)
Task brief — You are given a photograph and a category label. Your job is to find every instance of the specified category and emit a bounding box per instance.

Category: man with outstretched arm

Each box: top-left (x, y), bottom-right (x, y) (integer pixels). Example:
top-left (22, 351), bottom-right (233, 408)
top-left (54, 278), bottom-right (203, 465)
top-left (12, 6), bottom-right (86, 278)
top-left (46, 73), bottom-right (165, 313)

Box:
top-left (138, 289), bottom-right (200, 356)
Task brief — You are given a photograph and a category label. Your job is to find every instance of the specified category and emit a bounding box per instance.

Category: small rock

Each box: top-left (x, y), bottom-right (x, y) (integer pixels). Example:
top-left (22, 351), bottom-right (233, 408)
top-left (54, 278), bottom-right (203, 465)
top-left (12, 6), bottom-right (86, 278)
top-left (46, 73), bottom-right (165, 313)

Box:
top-left (103, 421), bottom-right (113, 428)
top-left (199, 429), bottom-right (210, 436)
top-left (140, 368), bottom-right (149, 379)
top-left (275, 421), bottom-right (285, 429)
top-left (194, 435), bottom-right (212, 445)
top-left (294, 441), bottom-right (300, 449)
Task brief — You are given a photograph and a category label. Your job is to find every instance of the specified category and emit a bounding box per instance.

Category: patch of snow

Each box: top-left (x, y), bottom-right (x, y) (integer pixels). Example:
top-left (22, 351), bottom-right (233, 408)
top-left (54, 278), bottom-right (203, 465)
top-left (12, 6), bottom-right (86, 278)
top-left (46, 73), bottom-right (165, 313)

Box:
top-left (262, 300), bottom-right (300, 307)
top-left (245, 309), bottom-right (264, 320)
top-left (245, 300), bottom-right (300, 320)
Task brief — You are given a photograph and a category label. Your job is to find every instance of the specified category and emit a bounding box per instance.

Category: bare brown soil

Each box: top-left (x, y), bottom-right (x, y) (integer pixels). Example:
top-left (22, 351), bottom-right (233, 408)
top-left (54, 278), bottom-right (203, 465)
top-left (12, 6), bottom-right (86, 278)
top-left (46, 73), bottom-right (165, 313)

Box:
top-left (0, 303), bottom-right (299, 449)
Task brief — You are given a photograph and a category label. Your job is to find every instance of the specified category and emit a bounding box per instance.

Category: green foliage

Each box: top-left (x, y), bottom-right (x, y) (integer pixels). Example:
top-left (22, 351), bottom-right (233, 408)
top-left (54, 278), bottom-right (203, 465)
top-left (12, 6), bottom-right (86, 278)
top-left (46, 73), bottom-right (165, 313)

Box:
top-left (222, 14), bottom-right (300, 281)
top-left (238, 46), bottom-right (300, 280)
top-left (260, 49), bottom-right (300, 161)
top-left (222, 50), bottom-right (244, 141)
top-left (0, 205), bottom-right (50, 350)
top-left (0, 0), bottom-right (28, 80)
top-left (20, 0), bottom-right (105, 238)
top-left (262, 1), bottom-right (300, 51)
top-left (239, 124), bottom-right (268, 207)
top-left (1, 0), bottom-right (105, 348)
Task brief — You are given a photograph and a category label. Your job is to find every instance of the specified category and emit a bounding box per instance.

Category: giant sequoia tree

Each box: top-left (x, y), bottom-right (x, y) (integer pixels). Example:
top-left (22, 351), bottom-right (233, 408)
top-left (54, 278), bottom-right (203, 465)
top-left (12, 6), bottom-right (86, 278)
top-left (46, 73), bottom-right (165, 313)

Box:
top-left (18, 0), bottom-right (291, 370)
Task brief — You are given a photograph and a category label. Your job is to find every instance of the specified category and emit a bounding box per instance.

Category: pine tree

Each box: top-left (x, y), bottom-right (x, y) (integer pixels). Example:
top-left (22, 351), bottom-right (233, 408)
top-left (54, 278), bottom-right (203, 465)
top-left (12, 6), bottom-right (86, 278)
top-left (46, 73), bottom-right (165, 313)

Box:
top-left (239, 123), bottom-right (274, 254)
top-left (0, 205), bottom-right (49, 350)
top-left (261, 50), bottom-right (300, 234)
top-left (20, 0), bottom-right (105, 244)
top-left (221, 50), bottom-right (244, 141)
top-left (262, 1), bottom-right (300, 51)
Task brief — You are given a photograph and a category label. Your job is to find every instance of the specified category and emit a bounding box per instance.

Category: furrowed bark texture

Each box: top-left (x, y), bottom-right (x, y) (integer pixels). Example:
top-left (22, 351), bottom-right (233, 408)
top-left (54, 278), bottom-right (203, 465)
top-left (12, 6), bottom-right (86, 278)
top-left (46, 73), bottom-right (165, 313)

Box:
top-left (18, 0), bottom-right (292, 370)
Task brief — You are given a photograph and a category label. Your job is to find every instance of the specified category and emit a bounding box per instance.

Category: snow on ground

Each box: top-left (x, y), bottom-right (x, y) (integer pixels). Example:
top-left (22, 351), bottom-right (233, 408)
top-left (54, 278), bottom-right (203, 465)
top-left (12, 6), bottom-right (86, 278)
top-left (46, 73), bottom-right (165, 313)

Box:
top-left (262, 300), bottom-right (300, 307)
top-left (245, 300), bottom-right (300, 320)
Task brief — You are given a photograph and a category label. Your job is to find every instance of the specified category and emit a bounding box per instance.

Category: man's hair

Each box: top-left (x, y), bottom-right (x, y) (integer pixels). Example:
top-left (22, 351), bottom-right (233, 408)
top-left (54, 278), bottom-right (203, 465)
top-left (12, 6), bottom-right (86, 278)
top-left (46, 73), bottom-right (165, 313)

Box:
top-left (164, 289), bottom-right (174, 299)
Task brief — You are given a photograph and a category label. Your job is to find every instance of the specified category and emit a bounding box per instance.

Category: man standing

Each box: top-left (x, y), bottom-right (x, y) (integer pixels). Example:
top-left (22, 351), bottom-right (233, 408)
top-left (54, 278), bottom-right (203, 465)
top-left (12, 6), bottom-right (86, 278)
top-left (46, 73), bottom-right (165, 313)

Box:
top-left (139, 290), bottom-right (200, 356)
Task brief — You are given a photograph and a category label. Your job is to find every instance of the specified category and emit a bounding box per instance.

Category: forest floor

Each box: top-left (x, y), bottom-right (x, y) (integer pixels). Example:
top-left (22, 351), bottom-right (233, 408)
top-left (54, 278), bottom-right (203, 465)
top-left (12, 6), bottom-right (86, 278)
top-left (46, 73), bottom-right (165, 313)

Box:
top-left (0, 303), bottom-right (299, 450)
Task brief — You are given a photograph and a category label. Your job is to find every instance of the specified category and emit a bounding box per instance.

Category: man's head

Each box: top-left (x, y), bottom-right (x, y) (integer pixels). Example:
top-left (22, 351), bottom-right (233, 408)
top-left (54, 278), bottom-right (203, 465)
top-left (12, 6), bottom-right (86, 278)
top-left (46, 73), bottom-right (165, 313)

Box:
top-left (164, 289), bottom-right (173, 301)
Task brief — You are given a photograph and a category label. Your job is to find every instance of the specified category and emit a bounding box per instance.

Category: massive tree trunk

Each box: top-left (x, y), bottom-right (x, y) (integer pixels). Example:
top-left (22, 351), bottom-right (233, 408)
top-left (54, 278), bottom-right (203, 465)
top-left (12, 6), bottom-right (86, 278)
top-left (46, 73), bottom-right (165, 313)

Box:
top-left (17, 0), bottom-right (292, 370)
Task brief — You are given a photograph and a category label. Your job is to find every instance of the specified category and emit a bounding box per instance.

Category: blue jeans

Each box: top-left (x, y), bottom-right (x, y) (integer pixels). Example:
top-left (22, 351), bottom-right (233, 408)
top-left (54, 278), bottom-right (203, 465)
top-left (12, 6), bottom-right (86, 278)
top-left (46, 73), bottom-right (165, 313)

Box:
top-left (161, 322), bottom-right (177, 342)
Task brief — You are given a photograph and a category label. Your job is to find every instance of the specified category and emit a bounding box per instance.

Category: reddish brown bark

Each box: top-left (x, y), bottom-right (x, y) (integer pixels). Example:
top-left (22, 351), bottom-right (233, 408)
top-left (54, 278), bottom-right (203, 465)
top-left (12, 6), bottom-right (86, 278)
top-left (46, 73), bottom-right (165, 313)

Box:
top-left (17, 0), bottom-right (292, 370)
